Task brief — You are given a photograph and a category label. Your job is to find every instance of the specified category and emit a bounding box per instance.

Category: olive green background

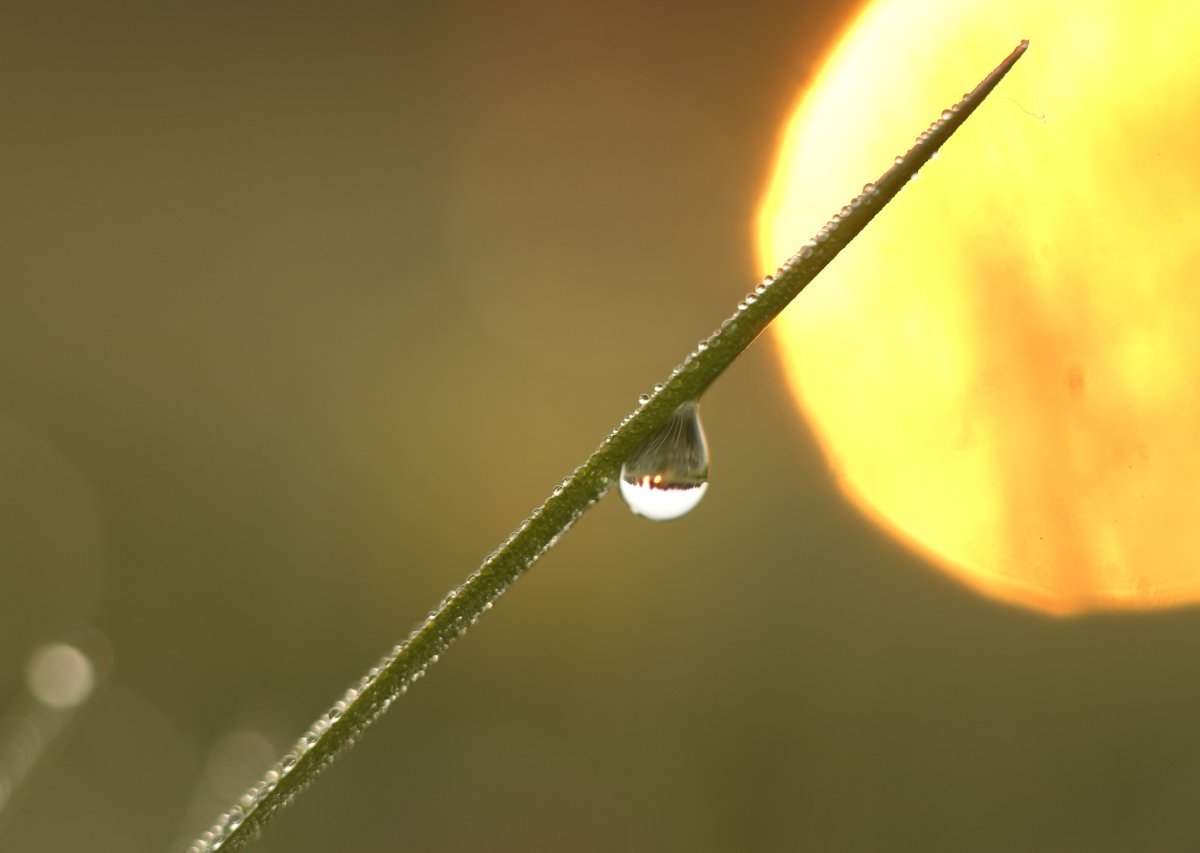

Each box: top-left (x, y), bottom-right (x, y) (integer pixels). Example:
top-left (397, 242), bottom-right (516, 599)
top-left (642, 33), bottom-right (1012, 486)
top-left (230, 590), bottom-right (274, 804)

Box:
top-left (3, 2), bottom-right (1200, 851)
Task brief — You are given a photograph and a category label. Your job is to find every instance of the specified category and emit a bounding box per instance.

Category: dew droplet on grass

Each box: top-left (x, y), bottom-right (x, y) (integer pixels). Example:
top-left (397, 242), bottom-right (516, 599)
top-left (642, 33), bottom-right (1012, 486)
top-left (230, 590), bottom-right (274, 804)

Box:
top-left (619, 401), bottom-right (710, 521)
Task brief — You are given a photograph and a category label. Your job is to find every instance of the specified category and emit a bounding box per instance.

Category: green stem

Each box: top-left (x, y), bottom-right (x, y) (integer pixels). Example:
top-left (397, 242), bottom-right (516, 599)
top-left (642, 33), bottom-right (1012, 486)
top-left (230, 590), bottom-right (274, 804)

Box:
top-left (192, 39), bottom-right (1028, 852)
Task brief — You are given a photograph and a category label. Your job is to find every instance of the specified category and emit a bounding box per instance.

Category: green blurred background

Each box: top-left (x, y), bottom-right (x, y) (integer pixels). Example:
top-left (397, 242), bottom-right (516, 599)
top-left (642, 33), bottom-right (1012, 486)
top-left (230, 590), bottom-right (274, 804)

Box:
top-left (3, 2), bottom-right (1200, 851)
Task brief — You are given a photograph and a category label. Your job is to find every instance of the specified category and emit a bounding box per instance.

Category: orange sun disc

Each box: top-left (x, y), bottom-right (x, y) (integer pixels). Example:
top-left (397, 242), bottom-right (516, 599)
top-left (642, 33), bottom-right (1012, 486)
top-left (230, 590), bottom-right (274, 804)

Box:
top-left (758, 1), bottom-right (1200, 614)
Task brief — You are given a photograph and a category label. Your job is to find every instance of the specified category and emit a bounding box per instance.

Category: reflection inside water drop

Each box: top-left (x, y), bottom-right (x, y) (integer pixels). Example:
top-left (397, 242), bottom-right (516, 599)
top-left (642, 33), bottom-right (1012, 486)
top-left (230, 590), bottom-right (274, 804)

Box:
top-left (619, 401), bottom-right (709, 521)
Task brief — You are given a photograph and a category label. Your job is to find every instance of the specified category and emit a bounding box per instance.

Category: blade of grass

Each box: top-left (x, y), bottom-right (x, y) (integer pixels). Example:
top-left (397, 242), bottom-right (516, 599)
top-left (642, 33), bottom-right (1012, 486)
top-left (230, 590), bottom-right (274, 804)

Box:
top-left (192, 39), bottom-right (1029, 852)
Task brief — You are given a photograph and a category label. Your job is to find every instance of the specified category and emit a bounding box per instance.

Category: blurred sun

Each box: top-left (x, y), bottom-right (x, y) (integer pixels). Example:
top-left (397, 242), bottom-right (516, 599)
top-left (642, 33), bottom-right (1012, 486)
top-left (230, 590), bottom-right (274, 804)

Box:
top-left (758, 2), bottom-right (1200, 614)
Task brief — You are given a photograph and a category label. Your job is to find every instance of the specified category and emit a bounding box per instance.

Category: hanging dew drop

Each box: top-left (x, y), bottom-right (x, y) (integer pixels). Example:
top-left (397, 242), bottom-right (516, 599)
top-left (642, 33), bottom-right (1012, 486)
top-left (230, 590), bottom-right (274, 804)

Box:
top-left (619, 401), bottom-right (709, 521)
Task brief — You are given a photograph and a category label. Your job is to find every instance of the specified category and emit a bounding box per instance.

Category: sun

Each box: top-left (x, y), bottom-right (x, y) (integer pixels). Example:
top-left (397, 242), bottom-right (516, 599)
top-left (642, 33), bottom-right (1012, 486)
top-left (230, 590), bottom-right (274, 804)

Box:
top-left (758, 1), bottom-right (1200, 614)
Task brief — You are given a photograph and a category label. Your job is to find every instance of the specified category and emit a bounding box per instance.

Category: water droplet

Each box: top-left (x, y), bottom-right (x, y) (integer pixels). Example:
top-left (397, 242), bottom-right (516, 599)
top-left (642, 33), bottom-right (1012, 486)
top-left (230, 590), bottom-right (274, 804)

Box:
top-left (941, 108), bottom-right (955, 120)
top-left (894, 155), bottom-right (904, 165)
top-left (839, 205), bottom-right (852, 217)
top-left (619, 401), bottom-right (709, 521)
top-left (799, 245), bottom-right (814, 259)
top-left (863, 182), bottom-right (876, 195)
top-left (754, 283), bottom-right (767, 296)
top-left (638, 393), bottom-right (651, 406)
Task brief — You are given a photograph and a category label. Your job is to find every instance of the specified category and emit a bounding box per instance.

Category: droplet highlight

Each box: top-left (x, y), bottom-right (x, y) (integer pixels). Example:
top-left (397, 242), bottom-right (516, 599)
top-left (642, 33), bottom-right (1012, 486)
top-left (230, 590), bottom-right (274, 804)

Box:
top-left (619, 401), bottom-right (710, 521)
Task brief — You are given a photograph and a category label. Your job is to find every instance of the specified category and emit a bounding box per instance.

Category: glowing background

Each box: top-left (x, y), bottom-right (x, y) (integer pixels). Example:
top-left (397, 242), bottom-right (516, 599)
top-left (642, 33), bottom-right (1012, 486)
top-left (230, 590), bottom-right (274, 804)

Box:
top-left (3, 2), bottom-right (1200, 851)
top-left (760, 1), bottom-right (1200, 612)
